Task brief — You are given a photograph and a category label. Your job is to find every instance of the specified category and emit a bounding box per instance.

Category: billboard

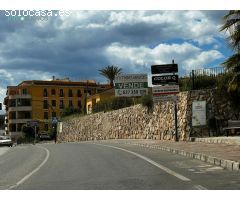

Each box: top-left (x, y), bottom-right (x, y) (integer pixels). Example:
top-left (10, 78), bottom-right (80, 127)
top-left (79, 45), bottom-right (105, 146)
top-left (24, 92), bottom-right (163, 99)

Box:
top-left (114, 74), bottom-right (148, 97)
top-left (192, 101), bottom-right (206, 126)
top-left (152, 85), bottom-right (179, 95)
top-left (152, 75), bottom-right (178, 85)
top-left (151, 64), bottom-right (178, 74)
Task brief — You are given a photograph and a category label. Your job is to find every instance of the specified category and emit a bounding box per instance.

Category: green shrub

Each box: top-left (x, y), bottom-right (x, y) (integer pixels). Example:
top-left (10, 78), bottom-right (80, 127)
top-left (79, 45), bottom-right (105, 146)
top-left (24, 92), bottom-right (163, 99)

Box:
top-left (92, 97), bottom-right (134, 113)
top-left (61, 107), bottom-right (81, 117)
top-left (141, 95), bottom-right (153, 113)
top-left (179, 76), bottom-right (191, 91)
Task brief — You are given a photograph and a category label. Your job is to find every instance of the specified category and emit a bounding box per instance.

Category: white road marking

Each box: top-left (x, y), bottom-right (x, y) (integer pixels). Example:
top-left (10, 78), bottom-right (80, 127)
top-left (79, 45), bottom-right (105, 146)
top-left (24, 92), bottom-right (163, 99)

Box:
top-left (194, 185), bottom-right (208, 190)
top-left (96, 143), bottom-right (191, 182)
top-left (8, 146), bottom-right (50, 190)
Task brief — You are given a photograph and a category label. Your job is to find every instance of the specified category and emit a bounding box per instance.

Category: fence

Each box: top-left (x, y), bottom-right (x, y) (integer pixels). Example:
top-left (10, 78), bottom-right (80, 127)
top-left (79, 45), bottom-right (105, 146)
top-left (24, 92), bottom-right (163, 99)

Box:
top-left (189, 67), bottom-right (227, 90)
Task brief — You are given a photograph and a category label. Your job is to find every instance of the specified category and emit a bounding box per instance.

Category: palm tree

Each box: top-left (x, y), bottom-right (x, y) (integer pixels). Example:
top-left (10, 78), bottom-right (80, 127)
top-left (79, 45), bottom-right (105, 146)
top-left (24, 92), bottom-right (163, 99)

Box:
top-left (99, 65), bottom-right (122, 87)
top-left (220, 10), bottom-right (240, 92)
top-left (220, 10), bottom-right (240, 118)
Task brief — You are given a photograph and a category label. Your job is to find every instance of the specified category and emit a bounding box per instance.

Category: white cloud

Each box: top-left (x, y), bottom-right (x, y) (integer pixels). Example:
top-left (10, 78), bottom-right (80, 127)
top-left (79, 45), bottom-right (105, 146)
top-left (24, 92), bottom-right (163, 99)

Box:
top-left (105, 42), bottom-right (223, 73)
top-left (52, 11), bottom-right (225, 46)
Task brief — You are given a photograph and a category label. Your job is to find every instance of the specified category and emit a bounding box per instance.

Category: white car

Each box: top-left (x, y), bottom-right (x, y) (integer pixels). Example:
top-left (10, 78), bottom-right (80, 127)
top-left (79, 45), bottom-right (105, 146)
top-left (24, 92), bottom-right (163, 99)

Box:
top-left (0, 136), bottom-right (13, 147)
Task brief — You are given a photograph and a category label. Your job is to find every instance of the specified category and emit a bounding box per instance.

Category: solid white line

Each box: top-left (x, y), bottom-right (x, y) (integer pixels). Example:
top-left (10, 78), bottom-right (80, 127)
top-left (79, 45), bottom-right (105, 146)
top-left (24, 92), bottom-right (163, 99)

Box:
top-left (8, 146), bottom-right (50, 190)
top-left (194, 185), bottom-right (208, 190)
top-left (96, 143), bottom-right (191, 182)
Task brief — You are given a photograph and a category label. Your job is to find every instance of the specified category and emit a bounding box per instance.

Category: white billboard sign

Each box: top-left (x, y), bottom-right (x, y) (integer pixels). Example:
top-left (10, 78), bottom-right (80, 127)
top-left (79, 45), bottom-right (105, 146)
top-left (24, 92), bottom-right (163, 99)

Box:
top-left (114, 74), bottom-right (148, 97)
top-left (153, 95), bottom-right (178, 102)
top-left (152, 85), bottom-right (179, 95)
top-left (192, 101), bottom-right (206, 126)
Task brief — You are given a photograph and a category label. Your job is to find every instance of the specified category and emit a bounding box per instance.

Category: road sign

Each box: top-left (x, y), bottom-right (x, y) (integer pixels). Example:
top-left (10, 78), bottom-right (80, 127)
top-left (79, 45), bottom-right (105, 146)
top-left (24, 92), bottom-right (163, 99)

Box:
top-left (27, 120), bottom-right (38, 127)
top-left (151, 64), bottom-right (178, 74)
top-left (152, 85), bottom-right (179, 95)
top-left (52, 117), bottom-right (58, 124)
top-left (114, 74), bottom-right (148, 97)
top-left (153, 95), bottom-right (178, 102)
top-left (152, 75), bottom-right (178, 85)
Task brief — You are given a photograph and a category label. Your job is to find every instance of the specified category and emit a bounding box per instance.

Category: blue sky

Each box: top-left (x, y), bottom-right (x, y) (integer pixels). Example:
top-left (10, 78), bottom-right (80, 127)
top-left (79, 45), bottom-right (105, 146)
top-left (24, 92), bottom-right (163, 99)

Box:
top-left (0, 10), bottom-right (233, 112)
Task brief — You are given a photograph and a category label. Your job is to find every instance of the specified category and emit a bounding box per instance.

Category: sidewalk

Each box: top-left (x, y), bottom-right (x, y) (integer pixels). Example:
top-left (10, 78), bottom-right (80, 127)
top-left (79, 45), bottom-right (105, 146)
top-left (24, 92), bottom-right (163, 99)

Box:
top-left (107, 137), bottom-right (240, 171)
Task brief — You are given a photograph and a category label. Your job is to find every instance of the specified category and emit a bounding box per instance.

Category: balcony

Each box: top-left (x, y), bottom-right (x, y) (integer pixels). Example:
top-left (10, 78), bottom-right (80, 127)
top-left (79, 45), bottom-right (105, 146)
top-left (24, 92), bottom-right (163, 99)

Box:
top-left (8, 118), bottom-right (32, 124)
top-left (9, 94), bottom-right (31, 100)
top-left (8, 106), bottom-right (32, 112)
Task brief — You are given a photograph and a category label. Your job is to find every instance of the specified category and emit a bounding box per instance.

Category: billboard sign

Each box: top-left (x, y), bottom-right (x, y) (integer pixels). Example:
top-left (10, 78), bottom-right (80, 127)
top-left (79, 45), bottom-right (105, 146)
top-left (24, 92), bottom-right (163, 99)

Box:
top-left (192, 101), bottom-right (206, 126)
top-left (152, 85), bottom-right (179, 95)
top-left (152, 75), bottom-right (178, 85)
top-left (151, 64), bottom-right (178, 74)
top-left (153, 95), bottom-right (178, 102)
top-left (114, 74), bottom-right (148, 97)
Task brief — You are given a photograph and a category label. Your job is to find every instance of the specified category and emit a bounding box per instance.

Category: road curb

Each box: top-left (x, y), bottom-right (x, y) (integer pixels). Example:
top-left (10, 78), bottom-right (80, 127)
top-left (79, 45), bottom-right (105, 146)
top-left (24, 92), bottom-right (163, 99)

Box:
top-left (116, 141), bottom-right (240, 171)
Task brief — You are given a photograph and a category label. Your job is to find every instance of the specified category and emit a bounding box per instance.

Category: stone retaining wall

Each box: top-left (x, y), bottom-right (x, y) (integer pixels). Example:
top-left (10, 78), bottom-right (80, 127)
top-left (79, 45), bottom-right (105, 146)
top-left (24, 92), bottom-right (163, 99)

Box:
top-left (58, 89), bottom-right (238, 142)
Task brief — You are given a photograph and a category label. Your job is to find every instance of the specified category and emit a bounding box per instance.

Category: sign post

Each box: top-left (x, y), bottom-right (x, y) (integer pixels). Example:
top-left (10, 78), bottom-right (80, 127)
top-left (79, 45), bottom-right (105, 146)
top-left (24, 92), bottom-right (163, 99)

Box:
top-left (151, 60), bottom-right (179, 141)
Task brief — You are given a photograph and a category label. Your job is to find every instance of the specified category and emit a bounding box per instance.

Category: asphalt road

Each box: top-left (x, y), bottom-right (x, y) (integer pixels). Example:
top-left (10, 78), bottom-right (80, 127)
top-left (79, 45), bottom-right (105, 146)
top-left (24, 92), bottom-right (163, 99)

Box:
top-left (1, 141), bottom-right (240, 190)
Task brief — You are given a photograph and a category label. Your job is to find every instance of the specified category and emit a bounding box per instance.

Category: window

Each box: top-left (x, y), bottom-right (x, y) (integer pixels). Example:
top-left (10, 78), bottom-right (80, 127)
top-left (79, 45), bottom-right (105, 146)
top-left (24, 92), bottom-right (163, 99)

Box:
top-left (69, 100), bottom-right (73, 107)
top-left (43, 88), bottom-right (48, 97)
top-left (84, 89), bottom-right (91, 96)
top-left (22, 88), bottom-right (28, 95)
top-left (44, 124), bottom-right (48, 131)
top-left (78, 100), bottom-right (82, 109)
top-left (60, 89), bottom-right (64, 97)
top-left (77, 90), bottom-right (82, 97)
top-left (68, 89), bottom-right (73, 97)
top-left (52, 112), bottom-right (56, 118)
top-left (10, 99), bottom-right (16, 107)
top-left (60, 100), bottom-right (64, 109)
top-left (52, 100), bottom-right (56, 107)
top-left (44, 112), bottom-right (48, 119)
top-left (43, 100), bottom-right (48, 109)
top-left (11, 112), bottom-right (16, 119)
top-left (51, 89), bottom-right (56, 95)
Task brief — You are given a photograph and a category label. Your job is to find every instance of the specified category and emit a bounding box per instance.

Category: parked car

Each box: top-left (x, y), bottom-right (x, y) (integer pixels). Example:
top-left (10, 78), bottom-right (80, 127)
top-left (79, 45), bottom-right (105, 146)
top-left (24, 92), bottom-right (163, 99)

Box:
top-left (38, 132), bottom-right (51, 140)
top-left (0, 136), bottom-right (13, 147)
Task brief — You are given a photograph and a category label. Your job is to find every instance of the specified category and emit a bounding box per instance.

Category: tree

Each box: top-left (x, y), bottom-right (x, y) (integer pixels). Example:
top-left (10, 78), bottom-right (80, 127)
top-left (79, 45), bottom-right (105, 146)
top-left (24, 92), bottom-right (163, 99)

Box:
top-left (220, 10), bottom-right (240, 118)
top-left (99, 65), bottom-right (122, 87)
top-left (220, 11), bottom-right (240, 91)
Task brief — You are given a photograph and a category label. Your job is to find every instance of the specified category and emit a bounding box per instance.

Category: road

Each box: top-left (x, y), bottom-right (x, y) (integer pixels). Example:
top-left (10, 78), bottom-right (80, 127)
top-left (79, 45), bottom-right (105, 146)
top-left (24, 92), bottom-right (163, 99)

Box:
top-left (0, 141), bottom-right (240, 190)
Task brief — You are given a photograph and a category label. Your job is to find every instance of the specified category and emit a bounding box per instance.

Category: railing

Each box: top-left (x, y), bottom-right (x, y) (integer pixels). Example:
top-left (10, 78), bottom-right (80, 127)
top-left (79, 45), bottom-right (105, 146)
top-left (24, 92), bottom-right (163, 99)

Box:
top-left (189, 67), bottom-right (227, 90)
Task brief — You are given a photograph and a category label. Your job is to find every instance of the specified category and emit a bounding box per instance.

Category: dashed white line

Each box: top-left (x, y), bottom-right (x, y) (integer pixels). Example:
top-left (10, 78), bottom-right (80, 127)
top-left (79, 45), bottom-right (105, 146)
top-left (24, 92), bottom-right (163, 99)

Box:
top-left (8, 146), bottom-right (50, 190)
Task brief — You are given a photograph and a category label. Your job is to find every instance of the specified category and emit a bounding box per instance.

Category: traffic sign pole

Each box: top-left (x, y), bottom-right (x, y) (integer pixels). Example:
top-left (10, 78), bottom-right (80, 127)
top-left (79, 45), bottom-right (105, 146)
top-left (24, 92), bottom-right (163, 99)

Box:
top-left (174, 102), bottom-right (179, 142)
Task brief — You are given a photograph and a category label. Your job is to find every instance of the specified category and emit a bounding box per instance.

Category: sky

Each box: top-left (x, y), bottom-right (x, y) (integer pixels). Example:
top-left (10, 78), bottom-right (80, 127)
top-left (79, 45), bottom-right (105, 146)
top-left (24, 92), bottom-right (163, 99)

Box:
top-left (0, 10), bottom-right (233, 113)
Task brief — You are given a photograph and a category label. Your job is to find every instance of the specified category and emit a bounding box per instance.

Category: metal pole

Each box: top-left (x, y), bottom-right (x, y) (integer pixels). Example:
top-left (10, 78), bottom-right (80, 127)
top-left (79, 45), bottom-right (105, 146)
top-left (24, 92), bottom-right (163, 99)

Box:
top-left (192, 70), bottom-right (195, 90)
top-left (34, 125), bottom-right (37, 144)
top-left (174, 102), bottom-right (179, 142)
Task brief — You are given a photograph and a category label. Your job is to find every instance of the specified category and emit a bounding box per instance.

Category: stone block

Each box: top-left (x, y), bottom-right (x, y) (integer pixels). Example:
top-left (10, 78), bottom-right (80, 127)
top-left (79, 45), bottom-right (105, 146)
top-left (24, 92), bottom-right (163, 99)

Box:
top-left (232, 162), bottom-right (240, 171)
top-left (214, 158), bottom-right (221, 166)
top-left (206, 156), bottom-right (215, 164)
top-left (226, 160), bottom-right (234, 171)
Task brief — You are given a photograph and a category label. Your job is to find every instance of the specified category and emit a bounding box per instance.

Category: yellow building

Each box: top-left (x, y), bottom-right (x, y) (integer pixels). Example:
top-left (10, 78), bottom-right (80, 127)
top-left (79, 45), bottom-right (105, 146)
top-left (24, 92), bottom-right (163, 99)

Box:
top-left (4, 77), bottom-right (110, 140)
top-left (86, 88), bottom-right (115, 114)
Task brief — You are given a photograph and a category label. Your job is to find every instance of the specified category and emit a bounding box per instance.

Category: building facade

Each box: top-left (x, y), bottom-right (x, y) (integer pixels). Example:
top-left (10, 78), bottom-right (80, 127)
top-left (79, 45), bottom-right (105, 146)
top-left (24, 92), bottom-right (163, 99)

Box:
top-left (4, 78), bottom-right (110, 140)
top-left (86, 88), bottom-right (115, 114)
